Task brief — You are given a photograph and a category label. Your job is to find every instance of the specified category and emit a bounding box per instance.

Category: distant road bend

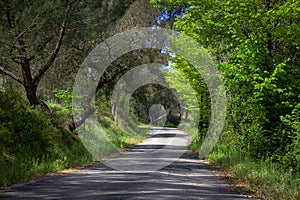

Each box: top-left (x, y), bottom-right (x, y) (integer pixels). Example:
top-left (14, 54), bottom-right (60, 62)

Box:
top-left (0, 128), bottom-right (257, 199)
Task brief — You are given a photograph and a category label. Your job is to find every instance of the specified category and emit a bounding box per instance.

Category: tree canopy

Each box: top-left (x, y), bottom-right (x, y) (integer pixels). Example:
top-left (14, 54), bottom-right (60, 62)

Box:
top-left (0, 0), bottom-right (135, 105)
top-left (152, 0), bottom-right (300, 170)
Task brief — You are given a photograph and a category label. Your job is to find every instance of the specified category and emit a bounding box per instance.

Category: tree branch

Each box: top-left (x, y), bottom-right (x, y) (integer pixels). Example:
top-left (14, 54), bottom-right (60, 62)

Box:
top-left (32, 20), bottom-right (66, 84)
top-left (12, 15), bottom-right (39, 46)
top-left (32, 2), bottom-right (74, 85)
top-left (6, 11), bottom-right (13, 29)
top-left (68, 105), bottom-right (95, 132)
top-left (36, 35), bottom-right (53, 53)
top-left (0, 66), bottom-right (23, 84)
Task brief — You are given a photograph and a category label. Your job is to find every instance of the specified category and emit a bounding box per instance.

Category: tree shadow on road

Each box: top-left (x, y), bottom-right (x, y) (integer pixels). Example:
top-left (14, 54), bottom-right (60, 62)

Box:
top-left (0, 150), bottom-right (256, 200)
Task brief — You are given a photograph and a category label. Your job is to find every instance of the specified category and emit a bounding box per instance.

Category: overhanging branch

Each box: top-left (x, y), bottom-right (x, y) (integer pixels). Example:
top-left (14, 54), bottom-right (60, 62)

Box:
top-left (0, 66), bottom-right (23, 84)
top-left (32, 20), bottom-right (66, 84)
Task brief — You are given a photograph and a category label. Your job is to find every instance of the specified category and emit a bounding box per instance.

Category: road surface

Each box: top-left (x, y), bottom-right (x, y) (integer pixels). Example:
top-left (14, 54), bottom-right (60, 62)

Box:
top-left (0, 128), bottom-right (256, 199)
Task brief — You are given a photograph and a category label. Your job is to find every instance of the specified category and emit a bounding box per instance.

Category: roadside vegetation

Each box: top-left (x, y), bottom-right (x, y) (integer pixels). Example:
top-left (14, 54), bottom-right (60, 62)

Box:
top-left (0, 0), bottom-right (157, 188)
top-left (179, 120), bottom-right (300, 199)
top-left (0, 83), bottom-right (145, 187)
top-left (0, 1), bottom-right (299, 199)
top-left (0, 84), bottom-right (90, 187)
top-left (153, 1), bottom-right (300, 199)
top-left (207, 144), bottom-right (300, 200)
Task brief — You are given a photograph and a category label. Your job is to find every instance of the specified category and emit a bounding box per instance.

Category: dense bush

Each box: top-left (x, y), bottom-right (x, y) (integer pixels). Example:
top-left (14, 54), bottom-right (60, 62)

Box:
top-left (0, 85), bottom-right (92, 186)
top-left (281, 103), bottom-right (300, 172)
top-left (152, 0), bottom-right (300, 173)
top-left (1, 87), bottom-right (56, 158)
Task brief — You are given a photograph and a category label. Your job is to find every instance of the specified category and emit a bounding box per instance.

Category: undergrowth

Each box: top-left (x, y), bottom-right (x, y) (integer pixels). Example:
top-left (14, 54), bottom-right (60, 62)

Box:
top-left (0, 85), bottom-right (147, 187)
top-left (207, 144), bottom-right (300, 200)
top-left (180, 122), bottom-right (300, 200)
top-left (0, 86), bottom-right (93, 187)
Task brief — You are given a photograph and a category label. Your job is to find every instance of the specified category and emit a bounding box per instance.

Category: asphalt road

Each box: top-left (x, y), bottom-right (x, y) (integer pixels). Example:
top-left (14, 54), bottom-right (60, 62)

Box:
top-left (0, 128), bottom-right (257, 200)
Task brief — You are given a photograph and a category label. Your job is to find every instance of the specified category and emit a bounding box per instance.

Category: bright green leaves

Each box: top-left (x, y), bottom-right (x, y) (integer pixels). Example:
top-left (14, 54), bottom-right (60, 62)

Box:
top-left (163, 55), bottom-right (211, 141)
top-left (153, 0), bottom-right (300, 170)
top-left (280, 103), bottom-right (300, 171)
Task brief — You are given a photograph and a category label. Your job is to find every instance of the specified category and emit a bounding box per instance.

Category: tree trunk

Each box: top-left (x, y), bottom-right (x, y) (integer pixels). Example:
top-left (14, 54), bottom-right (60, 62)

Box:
top-left (112, 94), bottom-right (119, 125)
top-left (68, 105), bottom-right (95, 132)
top-left (25, 84), bottom-right (40, 106)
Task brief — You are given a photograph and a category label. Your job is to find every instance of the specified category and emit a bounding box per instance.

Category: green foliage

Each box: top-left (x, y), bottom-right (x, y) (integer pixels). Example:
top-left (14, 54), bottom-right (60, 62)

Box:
top-left (96, 101), bottom-right (146, 148)
top-left (0, 87), bottom-right (51, 158)
top-left (163, 56), bottom-right (211, 138)
top-left (130, 84), bottom-right (182, 126)
top-left (53, 87), bottom-right (73, 112)
top-left (0, 0), bottom-right (136, 105)
top-left (0, 83), bottom-right (147, 187)
top-left (207, 144), bottom-right (300, 200)
top-left (152, 2), bottom-right (300, 198)
top-left (281, 103), bottom-right (300, 172)
top-left (0, 86), bottom-right (92, 187)
top-left (153, 0), bottom-right (300, 173)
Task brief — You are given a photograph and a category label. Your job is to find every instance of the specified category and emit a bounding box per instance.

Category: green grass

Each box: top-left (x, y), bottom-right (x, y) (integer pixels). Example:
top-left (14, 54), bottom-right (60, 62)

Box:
top-left (0, 94), bottom-right (147, 188)
top-left (0, 139), bottom-right (93, 187)
top-left (0, 114), bottom-right (146, 188)
top-left (76, 120), bottom-right (145, 159)
top-left (206, 144), bottom-right (300, 200)
top-left (180, 123), bottom-right (300, 200)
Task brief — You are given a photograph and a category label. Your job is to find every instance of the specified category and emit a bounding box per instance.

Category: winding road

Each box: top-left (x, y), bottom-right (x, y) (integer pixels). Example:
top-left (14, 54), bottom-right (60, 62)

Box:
top-left (0, 128), bottom-right (257, 199)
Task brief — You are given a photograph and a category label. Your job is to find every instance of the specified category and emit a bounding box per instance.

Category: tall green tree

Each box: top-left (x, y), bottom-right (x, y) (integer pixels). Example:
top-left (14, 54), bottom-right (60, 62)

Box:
top-left (0, 0), bottom-right (135, 105)
top-left (163, 57), bottom-right (211, 139)
top-left (153, 0), bottom-right (300, 163)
